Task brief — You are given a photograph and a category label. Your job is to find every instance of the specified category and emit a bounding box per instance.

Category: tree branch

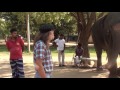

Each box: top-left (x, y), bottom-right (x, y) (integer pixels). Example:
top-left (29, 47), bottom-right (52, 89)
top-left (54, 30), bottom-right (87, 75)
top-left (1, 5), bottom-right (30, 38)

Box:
top-left (85, 12), bottom-right (96, 39)
top-left (79, 12), bottom-right (86, 28)
top-left (97, 12), bottom-right (105, 19)
top-left (70, 12), bottom-right (78, 20)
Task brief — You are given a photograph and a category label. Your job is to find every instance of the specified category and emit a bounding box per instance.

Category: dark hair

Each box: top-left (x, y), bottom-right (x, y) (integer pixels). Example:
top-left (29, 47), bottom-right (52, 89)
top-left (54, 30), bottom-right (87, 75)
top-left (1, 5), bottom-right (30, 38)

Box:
top-left (60, 34), bottom-right (64, 36)
top-left (34, 23), bottom-right (55, 48)
top-left (78, 42), bottom-right (82, 46)
top-left (39, 23), bottom-right (55, 33)
top-left (10, 28), bottom-right (17, 33)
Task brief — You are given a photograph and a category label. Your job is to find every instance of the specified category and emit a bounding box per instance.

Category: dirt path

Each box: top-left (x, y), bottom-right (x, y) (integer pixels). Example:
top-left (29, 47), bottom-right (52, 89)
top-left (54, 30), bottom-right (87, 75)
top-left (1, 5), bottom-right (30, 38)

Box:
top-left (0, 62), bottom-right (109, 78)
top-left (0, 54), bottom-right (110, 78)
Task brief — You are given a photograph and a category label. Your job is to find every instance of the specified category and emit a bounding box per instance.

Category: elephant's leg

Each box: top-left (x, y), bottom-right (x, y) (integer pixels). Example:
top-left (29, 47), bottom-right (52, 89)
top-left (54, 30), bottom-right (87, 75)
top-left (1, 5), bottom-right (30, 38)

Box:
top-left (108, 62), bottom-right (118, 78)
top-left (107, 52), bottom-right (118, 78)
top-left (96, 48), bottom-right (103, 71)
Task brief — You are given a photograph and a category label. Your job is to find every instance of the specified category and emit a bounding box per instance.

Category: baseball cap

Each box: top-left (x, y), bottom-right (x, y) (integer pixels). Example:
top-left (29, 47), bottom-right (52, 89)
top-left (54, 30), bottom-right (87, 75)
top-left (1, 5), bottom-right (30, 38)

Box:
top-left (39, 23), bottom-right (55, 33)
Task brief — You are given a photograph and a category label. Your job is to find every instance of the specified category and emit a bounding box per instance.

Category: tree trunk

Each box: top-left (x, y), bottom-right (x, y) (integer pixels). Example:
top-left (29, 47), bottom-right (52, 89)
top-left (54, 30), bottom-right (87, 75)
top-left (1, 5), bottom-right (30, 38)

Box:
top-left (77, 18), bottom-right (90, 58)
top-left (26, 13), bottom-right (31, 52)
top-left (79, 29), bottom-right (91, 65)
top-left (67, 33), bottom-right (70, 42)
top-left (71, 12), bottom-right (105, 66)
top-left (82, 40), bottom-right (90, 58)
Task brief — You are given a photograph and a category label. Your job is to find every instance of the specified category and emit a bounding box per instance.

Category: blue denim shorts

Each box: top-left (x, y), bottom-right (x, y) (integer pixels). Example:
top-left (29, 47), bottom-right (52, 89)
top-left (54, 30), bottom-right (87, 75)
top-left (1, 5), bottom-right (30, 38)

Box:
top-left (34, 71), bottom-right (52, 78)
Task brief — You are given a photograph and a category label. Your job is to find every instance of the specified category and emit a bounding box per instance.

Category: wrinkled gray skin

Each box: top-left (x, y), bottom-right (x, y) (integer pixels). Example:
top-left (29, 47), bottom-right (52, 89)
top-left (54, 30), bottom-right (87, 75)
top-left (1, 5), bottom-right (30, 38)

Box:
top-left (91, 12), bottom-right (120, 78)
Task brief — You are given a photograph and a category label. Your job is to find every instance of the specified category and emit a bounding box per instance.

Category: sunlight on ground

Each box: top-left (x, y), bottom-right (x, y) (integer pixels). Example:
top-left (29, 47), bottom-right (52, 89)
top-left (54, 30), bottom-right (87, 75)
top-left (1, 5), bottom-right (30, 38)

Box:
top-left (0, 53), bottom-right (120, 78)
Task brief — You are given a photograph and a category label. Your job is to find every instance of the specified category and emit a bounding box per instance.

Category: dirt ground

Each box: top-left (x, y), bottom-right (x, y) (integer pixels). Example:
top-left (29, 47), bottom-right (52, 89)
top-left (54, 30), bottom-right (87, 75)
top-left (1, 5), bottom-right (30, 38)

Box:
top-left (0, 42), bottom-right (110, 78)
top-left (0, 54), bottom-right (110, 78)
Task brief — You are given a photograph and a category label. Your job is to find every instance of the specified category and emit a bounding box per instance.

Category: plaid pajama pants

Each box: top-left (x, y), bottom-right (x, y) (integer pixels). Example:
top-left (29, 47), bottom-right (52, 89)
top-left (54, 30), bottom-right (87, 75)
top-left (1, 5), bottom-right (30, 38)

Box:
top-left (10, 59), bottom-right (25, 78)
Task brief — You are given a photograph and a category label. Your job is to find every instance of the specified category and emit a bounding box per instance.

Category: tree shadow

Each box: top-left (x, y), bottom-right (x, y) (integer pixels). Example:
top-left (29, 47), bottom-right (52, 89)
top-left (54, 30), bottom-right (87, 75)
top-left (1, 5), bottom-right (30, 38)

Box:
top-left (0, 63), bottom-right (12, 78)
top-left (0, 61), bottom-right (109, 78)
top-left (0, 62), bottom-right (35, 78)
top-left (52, 65), bottom-right (109, 78)
top-left (23, 63), bottom-right (35, 78)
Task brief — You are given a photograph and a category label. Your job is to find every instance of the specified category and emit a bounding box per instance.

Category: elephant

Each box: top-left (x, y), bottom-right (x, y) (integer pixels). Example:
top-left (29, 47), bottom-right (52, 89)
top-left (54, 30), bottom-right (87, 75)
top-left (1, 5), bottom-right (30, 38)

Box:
top-left (91, 12), bottom-right (120, 78)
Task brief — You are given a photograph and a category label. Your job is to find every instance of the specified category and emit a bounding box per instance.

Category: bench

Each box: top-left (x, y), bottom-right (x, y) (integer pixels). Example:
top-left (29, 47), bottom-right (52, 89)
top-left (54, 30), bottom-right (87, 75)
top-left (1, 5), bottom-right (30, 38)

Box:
top-left (81, 57), bottom-right (97, 67)
top-left (73, 57), bottom-right (97, 67)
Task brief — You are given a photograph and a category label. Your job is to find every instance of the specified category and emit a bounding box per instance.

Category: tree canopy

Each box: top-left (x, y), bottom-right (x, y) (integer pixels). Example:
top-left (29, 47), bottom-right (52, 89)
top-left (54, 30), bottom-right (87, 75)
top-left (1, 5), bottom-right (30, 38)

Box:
top-left (0, 12), bottom-right (108, 56)
top-left (0, 12), bottom-right (76, 40)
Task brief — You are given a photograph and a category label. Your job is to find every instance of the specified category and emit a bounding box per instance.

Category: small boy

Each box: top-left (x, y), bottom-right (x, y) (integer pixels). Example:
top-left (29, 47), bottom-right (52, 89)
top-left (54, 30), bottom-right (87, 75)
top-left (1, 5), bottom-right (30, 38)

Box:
top-left (74, 42), bottom-right (84, 66)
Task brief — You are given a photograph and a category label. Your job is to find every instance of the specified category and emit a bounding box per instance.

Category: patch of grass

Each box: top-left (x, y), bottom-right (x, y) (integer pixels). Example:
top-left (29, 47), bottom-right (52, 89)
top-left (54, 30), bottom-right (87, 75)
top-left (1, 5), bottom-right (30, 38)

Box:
top-left (0, 45), bottom-right (107, 57)
top-left (50, 46), bottom-right (75, 53)
top-left (49, 46), bottom-right (107, 57)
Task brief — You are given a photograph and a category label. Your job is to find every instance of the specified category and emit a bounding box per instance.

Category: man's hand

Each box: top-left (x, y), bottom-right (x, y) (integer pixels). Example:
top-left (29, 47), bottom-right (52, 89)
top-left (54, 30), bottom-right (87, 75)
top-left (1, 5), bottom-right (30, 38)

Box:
top-left (53, 42), bottom-right (58, 47)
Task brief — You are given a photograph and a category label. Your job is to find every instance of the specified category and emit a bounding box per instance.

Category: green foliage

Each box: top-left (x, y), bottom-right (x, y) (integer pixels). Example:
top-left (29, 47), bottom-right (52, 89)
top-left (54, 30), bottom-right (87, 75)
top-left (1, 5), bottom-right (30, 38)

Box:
top-left (0, 12), bottom-right (107, 41)
top-left (0, 12), bottom-right (76, 40)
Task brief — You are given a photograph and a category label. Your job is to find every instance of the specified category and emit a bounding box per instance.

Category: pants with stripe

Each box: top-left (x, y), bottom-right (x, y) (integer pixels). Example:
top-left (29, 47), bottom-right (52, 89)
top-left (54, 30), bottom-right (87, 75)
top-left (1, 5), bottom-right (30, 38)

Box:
top-left (10, 59), bottom-right (25, 78)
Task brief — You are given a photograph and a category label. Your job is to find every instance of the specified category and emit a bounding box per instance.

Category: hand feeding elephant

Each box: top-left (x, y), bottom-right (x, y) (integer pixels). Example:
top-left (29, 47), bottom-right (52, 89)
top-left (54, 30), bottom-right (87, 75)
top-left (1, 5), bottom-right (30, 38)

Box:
top-left (91, 12), bottom-right (120, 78)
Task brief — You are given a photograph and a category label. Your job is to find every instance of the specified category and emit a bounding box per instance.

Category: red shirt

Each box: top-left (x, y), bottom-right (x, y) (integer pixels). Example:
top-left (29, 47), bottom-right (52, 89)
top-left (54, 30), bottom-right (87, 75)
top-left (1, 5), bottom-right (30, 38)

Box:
top-left (6, 36), bottom-right (24, 60)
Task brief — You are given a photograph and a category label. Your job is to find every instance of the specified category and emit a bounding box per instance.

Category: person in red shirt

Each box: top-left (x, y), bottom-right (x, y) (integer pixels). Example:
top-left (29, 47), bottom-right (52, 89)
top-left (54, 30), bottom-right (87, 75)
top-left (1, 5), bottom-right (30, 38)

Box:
top-left (6, 28), bottom-right (25, 78)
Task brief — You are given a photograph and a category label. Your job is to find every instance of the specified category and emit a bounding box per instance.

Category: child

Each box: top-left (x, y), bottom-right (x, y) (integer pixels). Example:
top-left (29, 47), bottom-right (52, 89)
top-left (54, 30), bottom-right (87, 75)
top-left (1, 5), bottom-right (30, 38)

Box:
top-left (74, 42), bottom-right (84, 66)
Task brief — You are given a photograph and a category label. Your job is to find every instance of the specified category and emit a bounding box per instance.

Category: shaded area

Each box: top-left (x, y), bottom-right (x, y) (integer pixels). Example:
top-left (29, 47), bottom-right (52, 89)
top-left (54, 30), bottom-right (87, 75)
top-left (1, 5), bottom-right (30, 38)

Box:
top-left (0, 61), bottom-right (109, 78)
top-left (0, 63), bottom-right (11, 78)
top-left (0, 62), bottom-right (35, 78)
top-left (52, 65), bottom-right (109, 78)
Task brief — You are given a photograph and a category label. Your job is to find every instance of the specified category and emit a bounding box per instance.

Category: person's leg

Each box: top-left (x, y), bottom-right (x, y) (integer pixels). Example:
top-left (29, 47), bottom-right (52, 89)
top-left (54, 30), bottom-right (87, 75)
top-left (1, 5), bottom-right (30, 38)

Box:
top-left (62, 51), bottom-right (65, 66)
top-left (16, 59), bottom-right (25, 78)
top-left (58, 50), bottom-right (62, 66)
top-left (10, 60), bottom-right (17, 78)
